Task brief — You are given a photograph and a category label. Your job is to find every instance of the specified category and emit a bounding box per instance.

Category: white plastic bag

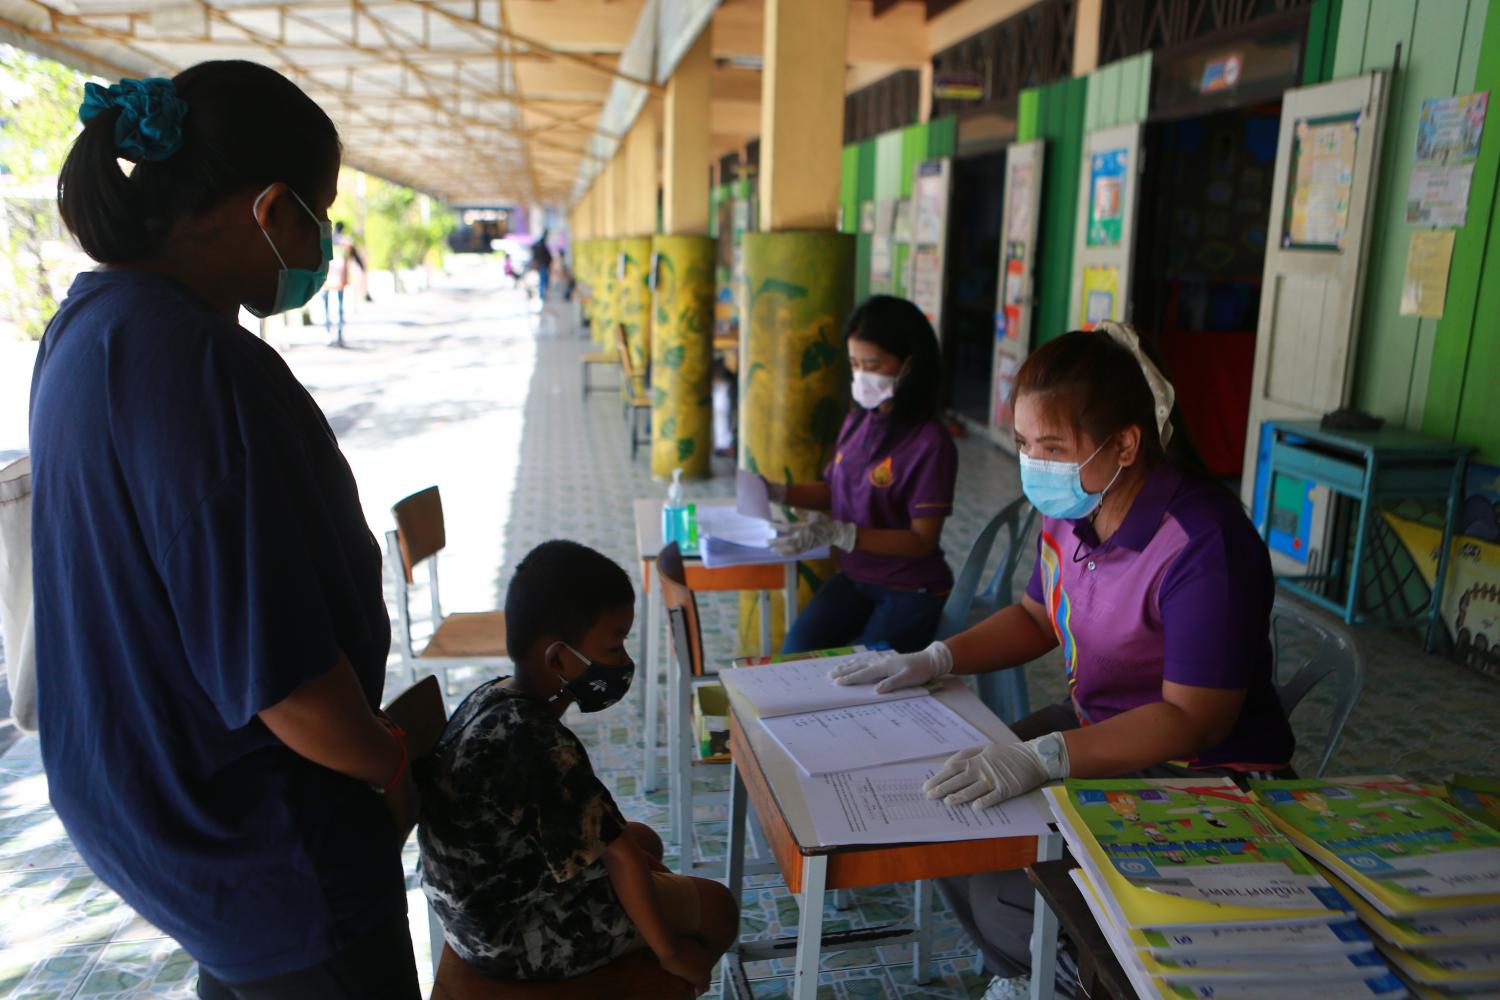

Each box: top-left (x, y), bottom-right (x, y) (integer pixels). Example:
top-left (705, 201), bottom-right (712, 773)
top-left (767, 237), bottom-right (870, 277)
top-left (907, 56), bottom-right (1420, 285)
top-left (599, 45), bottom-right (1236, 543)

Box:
top-left (0, 456), bottom-right (36, 734)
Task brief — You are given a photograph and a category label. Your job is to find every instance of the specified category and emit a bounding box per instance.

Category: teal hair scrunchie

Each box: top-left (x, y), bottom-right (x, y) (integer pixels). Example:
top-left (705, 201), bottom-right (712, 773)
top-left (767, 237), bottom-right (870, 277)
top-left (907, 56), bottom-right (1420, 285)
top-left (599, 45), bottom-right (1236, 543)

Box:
top-left (78, 77), bottom-right (188, 163)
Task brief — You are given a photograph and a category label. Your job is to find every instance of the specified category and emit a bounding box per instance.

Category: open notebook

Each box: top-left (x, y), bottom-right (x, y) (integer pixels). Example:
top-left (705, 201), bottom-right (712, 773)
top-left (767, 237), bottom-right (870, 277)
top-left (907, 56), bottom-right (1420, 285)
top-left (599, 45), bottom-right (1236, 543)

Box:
top-left (719, 652), bottom-right (987, 776)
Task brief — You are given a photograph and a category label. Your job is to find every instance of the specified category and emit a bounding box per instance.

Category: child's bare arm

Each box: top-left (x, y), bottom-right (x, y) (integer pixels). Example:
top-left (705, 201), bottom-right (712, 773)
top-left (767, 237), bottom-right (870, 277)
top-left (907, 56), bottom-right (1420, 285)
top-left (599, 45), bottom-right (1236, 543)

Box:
top-left (604, 834), bottom-right (713, 993)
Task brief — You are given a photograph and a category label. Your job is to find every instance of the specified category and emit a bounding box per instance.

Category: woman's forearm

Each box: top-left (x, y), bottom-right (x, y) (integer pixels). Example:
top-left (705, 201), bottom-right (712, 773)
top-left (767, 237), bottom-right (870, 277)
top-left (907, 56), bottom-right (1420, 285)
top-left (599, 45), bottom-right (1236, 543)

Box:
top-left (853, 526), bottom-right (938, 558)
top-left (257, 655), bottom-right (402, 787)
top-left (784, 482), bottom-right (832, 511)
top-left (943, 600), bottom-right (1058, 675)
top-left (1062, 685), bottom-right (1247, 776)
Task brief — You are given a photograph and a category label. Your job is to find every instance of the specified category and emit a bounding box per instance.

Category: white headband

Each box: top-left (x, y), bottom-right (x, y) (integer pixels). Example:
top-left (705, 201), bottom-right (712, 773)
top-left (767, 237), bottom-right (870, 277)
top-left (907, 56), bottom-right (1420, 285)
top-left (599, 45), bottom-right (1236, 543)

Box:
top-left (1098, 321), bottom-right (1175, 446)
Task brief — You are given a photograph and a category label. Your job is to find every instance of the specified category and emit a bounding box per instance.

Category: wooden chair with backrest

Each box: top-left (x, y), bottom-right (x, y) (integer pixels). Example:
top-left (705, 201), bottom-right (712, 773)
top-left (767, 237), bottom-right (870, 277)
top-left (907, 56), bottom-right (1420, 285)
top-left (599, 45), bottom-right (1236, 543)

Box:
top-left (386, 486), bottom-right (509, 707)
top-left (616, 323), bottom-right (651, 458)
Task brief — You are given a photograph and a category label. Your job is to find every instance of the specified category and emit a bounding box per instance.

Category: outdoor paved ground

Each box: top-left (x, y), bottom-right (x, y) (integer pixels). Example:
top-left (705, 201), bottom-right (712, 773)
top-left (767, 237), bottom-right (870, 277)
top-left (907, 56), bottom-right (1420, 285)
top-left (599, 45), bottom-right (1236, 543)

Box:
top-left (0, 260), bottom-right (1495, 998)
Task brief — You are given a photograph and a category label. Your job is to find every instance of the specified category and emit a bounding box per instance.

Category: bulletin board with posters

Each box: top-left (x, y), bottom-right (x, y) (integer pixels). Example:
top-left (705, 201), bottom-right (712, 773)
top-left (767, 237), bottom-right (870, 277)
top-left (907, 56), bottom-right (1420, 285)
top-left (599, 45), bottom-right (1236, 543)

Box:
top-left (1281, 112), bottom-right (1359, 251)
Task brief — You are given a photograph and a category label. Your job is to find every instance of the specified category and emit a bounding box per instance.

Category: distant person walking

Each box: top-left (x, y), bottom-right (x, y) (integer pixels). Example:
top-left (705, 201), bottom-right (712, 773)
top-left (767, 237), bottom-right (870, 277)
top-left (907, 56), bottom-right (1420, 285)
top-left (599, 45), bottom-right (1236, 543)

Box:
top-left (530, 229), bottom-right (553, 302)
top-left (322, 220), bottom-right (364, 348)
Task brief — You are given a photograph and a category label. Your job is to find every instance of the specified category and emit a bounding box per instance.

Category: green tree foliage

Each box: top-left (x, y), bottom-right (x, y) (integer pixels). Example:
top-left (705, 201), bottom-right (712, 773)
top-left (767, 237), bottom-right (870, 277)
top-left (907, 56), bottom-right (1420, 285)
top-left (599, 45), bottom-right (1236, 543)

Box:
top-left (0, 46), bottom-right (88, 338)
top-left (353, 174), bottom-right (455, 276)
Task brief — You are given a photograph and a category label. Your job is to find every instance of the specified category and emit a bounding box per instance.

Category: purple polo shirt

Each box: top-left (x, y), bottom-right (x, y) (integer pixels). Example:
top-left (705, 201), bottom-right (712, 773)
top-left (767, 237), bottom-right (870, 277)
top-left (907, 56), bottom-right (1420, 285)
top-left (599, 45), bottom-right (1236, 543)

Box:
top-left (1024, 463), bottom-right (1294, 769)
top-left (826, 411), bottom-right (957, 592)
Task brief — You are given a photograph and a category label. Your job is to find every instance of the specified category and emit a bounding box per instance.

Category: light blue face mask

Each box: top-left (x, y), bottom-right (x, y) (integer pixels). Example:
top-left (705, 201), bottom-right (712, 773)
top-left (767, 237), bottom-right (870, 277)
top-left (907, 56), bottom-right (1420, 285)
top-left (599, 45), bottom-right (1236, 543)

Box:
top-left (247, 185), bottom-right (332, 318)
top-left (1019, 440), bottom-right (1123, 520)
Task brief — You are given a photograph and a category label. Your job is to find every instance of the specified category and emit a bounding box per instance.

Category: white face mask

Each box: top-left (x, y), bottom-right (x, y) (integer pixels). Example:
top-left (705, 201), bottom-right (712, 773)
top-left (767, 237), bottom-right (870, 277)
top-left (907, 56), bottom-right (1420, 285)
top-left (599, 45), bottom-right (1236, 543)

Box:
top-left (852, 370), bottom-right (899, 410)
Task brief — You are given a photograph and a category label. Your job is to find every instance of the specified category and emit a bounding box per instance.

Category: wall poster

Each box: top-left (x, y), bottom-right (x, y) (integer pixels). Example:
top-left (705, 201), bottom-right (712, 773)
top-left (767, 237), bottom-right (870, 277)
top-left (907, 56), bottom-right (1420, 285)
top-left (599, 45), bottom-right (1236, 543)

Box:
top-left (1281, 112), bottom-right (1359, 250)
top-left (1087, 149), bottom-right (1127, 246)
top-left (1079, 265), bottom-right (1119, 329)
top-left (1406, 92), bottom-right (1488, 228)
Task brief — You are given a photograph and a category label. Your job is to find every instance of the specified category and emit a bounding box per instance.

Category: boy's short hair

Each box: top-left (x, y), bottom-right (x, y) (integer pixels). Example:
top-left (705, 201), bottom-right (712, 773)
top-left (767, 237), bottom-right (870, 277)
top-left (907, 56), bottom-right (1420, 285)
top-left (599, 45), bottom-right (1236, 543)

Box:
top-left (505, 540), bottom-right (635, 662)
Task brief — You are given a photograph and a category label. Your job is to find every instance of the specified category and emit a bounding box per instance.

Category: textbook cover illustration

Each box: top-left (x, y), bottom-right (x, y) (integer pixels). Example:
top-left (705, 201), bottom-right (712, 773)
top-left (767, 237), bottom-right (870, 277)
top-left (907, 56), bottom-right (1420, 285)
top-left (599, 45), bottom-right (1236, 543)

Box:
top-left (1251, 777), bottom-right (1500, 910)
top-left (1048, 779), bottom-right (1350, 926)
top-left (1446, 774), bottom-right (1500, 833)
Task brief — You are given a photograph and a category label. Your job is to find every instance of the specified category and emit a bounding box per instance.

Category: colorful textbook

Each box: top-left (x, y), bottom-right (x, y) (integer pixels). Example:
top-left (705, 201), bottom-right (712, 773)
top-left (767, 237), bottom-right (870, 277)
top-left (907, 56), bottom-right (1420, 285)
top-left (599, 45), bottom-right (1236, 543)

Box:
top-left (1446, 774), bottom-right (1500, 833)
top-left (1045, 778), bottom-right (1353, 930)
top-left (1251, 776), bottom-right (1500, 916)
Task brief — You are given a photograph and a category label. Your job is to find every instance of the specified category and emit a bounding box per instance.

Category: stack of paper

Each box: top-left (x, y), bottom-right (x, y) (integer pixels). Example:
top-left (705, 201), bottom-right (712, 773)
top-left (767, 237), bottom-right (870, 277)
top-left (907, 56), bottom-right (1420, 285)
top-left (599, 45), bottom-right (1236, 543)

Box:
top-left (1252, 776), bottom-right (1500, 998)
top-left (1045, 778), bottom-right (1408, 999)
top-left (696, 486), bottom-right (829, 567)
top-left (719, 654), bottom-right (987, 775)
top-left (721, 652), bottom-right (1049, 846)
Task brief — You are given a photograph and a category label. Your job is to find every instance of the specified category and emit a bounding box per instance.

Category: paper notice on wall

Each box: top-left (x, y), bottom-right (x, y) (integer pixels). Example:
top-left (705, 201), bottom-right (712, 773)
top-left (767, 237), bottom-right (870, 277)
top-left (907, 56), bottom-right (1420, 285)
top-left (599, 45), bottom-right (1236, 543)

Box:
top-left (1283, 114), bottom-right (1359, 249)
top-left (1406, 92), bottom-right (1487, 228)
top-left (1080, 265), bottom-right (1119, 329)
top-left (1400, 229), bottom-right (1457, 318)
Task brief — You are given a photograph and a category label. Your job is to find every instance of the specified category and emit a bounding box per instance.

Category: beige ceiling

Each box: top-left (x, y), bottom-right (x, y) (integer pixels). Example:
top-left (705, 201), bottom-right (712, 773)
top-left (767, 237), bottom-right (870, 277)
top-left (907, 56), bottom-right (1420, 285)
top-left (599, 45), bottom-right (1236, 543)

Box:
top-left (0, 0), bottom-right (972, 207)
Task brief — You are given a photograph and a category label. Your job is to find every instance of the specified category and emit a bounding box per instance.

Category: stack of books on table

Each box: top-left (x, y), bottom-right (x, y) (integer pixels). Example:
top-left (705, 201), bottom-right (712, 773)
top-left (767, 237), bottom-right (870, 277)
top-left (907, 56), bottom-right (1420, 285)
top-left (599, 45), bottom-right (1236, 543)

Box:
top-left (1251, 776), bottom-right (1500, 999)
top-left (1045, 778), bottom-right (1409, 999)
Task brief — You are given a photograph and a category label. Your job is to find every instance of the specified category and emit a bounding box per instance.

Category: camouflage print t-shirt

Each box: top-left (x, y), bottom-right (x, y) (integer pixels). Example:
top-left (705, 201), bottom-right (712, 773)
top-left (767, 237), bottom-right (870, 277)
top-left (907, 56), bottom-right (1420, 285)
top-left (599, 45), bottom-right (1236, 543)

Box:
top-left (416, 681), bottom-right (635, 981)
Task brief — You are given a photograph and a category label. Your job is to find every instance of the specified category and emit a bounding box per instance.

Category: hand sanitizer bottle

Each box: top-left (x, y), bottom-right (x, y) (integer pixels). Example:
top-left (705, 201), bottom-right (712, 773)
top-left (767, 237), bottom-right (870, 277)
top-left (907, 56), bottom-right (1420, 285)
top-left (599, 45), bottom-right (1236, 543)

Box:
top-left (662, 468), bottom-right (686, 548)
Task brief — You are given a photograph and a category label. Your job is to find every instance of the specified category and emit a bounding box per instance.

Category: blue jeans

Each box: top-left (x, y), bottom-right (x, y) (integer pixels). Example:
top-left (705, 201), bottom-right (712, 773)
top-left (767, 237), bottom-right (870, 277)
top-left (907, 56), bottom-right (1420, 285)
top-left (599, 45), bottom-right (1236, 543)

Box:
top-left (537, 268), bottom-right (550, 301)
top-left (781, 572), bottom-right (946, 656)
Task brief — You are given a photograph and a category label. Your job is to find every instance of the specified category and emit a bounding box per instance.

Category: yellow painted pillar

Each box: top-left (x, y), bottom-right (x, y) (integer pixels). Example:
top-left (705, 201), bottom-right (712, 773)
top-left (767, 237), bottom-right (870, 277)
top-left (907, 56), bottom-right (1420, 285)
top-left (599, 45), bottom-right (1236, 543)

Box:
top-left (650, 27), bottom-right (715, 481)
top-left (618, 107), bottom-right (658, 374)
top-left (739, 0), bottom-right (855, 652)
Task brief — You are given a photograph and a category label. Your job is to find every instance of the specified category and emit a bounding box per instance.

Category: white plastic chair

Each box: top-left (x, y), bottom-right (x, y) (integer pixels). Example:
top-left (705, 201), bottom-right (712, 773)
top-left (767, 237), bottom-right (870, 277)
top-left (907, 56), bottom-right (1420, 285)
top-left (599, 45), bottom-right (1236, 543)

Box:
top-left (1270, 593), bottom-right (1365, 777)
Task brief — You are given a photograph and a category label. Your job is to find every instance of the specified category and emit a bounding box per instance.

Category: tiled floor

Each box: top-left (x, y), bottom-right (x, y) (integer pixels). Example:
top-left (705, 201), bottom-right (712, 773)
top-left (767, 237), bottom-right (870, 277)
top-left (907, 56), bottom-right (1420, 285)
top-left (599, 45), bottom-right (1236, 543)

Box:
top-left (1, 262), bottom-right (1496, 998)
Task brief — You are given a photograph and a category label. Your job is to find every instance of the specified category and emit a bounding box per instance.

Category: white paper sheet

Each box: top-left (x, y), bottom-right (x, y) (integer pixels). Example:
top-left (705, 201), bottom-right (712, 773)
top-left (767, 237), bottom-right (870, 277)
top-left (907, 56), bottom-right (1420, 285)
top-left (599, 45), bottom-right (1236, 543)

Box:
top-left (718, 654), bottom-right (925, 717)
top-left (699, 536), bottom-right (829, 568)
top-left (697, 506), bottom-right (775, 547)
top-left (801, 758), bottom-right (1050, 846)
top-left (735, 469), bottom-right (772, 520)
top-left (760, 697), bottom-right (989, 775)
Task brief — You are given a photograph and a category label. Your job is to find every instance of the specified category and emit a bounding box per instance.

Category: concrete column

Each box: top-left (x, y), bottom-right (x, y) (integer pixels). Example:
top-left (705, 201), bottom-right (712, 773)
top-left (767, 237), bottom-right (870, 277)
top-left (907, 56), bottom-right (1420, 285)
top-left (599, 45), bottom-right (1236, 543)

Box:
top-left (651, 26), bottom-right (715, 480)
top-left (663, 27), bottom-right (712, 235)
top-left (1073, 0), bottom-right (1103, 76)
top-left (624, 103), bottom-right (659, 237)
top-left (739, 0), bottom-right (855, 650)
top-left (758, 0), bottom-right (849, 231)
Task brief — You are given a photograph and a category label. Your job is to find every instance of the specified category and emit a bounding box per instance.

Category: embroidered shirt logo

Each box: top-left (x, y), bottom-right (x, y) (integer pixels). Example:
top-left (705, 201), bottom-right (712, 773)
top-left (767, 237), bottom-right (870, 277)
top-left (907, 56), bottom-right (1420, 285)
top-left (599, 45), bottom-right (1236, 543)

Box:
top-left (868, 456), bottom-right (894, 488)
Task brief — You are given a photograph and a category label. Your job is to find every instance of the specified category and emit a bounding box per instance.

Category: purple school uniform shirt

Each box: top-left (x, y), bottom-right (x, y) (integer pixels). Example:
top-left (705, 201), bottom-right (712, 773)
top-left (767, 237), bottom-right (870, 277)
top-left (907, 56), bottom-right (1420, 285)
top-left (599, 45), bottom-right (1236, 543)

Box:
top-left (826, 411), bottom-right (957, 592)
top-left (1025, 463), bottom-right (1294, 769)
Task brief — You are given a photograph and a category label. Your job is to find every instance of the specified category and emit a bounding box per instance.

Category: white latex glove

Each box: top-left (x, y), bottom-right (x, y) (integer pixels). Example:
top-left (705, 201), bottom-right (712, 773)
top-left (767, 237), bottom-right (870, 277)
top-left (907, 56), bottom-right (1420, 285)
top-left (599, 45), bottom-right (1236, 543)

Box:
top-left (770, 511), bottom-right (856, 555)
top-left (760, 475), bottom-right (787, 505)
top-left (828, 641), bottom-right (953, 694)
top-left (922, 732), bottom-right (1071, 811)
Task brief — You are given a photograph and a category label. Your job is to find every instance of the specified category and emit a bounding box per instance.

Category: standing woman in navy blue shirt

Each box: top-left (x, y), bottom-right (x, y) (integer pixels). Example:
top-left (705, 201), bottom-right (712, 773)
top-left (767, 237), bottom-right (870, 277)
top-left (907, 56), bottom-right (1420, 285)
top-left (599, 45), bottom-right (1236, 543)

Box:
top-left (31, 62), bottom-right (420, 998)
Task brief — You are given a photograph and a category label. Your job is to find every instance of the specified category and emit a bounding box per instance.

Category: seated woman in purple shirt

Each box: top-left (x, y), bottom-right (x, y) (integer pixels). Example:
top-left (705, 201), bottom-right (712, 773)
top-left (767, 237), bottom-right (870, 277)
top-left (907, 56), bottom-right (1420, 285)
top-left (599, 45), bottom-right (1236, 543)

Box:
top-left (832, 323), bottom-right (1295, 997)
top-left (765, 296), bottom-right (958, 655)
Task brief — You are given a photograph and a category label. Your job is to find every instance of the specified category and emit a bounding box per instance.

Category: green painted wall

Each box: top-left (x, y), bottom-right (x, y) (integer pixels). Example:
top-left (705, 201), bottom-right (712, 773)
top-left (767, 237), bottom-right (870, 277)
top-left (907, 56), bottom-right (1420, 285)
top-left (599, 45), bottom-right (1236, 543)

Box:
top-left (1083, 52), bottom-right (1152, 132)
top-left (837, 117), bottom-right (958, 303)
top-left (1018, 75), bottom-right (1088, 346)
top-left (1331, 0), bottom-right (1490, 448)
top-left (1302, 0), bottom-right (1345, 85)
top-left (1422, 0), bottom-right (1500, 461)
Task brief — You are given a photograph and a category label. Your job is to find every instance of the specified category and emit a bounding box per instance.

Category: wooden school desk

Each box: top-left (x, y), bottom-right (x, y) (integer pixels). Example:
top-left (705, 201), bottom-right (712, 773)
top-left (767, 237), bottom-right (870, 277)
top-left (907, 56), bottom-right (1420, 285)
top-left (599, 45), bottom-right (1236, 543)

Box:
top-left (633, 498), bottom-right (800, 808)
top-left (721, 676), bottom-right (1066, 1000)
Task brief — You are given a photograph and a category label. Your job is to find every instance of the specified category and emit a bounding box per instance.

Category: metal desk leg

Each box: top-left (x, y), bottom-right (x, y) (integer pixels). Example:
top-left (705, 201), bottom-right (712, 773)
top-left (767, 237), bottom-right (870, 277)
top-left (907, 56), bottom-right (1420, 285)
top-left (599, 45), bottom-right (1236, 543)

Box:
top-left (727, 762), bottom-right (749, 898)
top-left (1029, 829), bottom-right (1064, 1000)
top-left (759, 589), bottom-right (773, 656)
top-left (793, 855), bottom-right (828, 1000)
top-left (912, 878), bottom-right (934, 985)
top-left (666, 645), bottom-right (683, 845)
top-left (638, 562), bottom-right (652, 717)
top-left (784, 561), bottom-right (799, 621)
top-left (673, 670), bottom-right (694, 860)
top-left (643, 578), bottom-right (663, 794)
top-left (1343, 463), bottom-right (1375, 626)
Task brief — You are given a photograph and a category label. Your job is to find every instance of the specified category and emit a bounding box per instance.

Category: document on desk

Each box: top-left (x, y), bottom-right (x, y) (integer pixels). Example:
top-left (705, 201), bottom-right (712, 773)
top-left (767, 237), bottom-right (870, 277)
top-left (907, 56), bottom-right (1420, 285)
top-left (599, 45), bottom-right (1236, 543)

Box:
top-left (719, 653), bottom-right (928, 718)
top-left (760, 697), bottom-right (989, 776)
top-left (697, 505), bottom-right (775, 547)
top-left (802, 758), bottom-right (1050, 846)
top-left (736, 468), bottom-right (772, 520)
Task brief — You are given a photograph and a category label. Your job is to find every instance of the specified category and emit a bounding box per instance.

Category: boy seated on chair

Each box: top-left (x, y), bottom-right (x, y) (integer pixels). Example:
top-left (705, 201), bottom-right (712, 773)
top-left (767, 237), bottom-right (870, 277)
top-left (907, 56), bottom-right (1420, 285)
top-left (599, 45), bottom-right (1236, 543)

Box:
top-left (416, 540), bottom-right (739, 996)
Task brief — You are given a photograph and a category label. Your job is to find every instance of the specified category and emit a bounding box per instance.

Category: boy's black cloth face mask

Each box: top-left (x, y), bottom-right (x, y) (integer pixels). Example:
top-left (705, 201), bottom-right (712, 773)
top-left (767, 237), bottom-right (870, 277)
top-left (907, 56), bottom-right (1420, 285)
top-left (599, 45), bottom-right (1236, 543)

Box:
top-left (547, 642), bottom-right (635, 713)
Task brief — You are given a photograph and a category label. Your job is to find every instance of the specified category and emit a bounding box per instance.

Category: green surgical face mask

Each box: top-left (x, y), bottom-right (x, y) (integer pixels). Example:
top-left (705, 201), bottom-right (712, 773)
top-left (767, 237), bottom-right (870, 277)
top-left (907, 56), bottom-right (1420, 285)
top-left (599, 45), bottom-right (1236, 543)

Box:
top-left (247, 184), bottom-right (332, 318)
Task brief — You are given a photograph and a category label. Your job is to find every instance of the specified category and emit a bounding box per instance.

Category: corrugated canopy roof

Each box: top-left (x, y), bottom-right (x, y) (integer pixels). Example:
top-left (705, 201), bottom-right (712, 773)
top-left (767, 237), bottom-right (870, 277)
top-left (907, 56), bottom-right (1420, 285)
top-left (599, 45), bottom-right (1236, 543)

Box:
top-left (0, 0), bottom-right (654, 205)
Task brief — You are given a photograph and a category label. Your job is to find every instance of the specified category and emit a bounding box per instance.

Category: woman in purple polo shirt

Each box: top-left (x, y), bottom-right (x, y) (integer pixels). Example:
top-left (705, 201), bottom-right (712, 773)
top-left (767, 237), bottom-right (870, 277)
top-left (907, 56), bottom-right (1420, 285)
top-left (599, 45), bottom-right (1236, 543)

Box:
top-left (766, 296), bottom-right (958, 655)
top-left (833, 324), bottom-right (1295, 997)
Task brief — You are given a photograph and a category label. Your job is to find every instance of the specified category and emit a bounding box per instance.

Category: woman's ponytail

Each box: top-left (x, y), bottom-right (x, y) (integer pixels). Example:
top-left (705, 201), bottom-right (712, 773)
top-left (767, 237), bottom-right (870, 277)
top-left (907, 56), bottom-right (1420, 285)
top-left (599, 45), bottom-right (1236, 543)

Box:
top-left (57, 106), bottom-right (153, 264)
